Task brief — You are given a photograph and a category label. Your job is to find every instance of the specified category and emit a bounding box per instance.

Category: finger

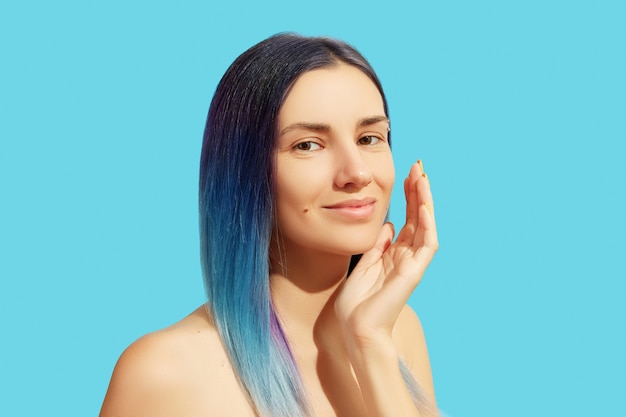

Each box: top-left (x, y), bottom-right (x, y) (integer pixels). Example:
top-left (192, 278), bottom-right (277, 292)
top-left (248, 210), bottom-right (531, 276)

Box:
top-left (410, 176), bottom-right (437, 251)
top-left (385, 222), bottom-right (437, 309)
top-left (354, 222), bottom-right (395, 270)
top-left (403, 175), bottom-right (409, 213)
top-left (408, 162), bottom-right (421, 225)
top-left (337, 224), bottom-right (395, 318)
top-left (397, 163), bottom-right (421, 244)
top-left (373, 255), bottom-right (430, 317)
top-left (360, 250), bottom-right (432, 326)
top-left (405, 161), bottom-right (437, 250)
top-left (417, 161), bottom-right (435, 221)
top-left (403, 171), bottom-right (410, 224)
top-left (417, 203), bottom-right (439, 254)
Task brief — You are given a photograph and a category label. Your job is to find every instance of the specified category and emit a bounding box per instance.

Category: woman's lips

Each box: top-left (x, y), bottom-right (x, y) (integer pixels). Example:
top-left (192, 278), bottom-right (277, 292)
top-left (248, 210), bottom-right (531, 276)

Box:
top-left (323, 198), bottom-right (377, 220)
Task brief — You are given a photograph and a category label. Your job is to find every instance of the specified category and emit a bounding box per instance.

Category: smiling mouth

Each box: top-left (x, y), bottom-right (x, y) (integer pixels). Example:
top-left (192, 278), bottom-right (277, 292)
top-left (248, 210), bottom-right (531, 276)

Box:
top-left (323, 198), bottom-right (377, 220)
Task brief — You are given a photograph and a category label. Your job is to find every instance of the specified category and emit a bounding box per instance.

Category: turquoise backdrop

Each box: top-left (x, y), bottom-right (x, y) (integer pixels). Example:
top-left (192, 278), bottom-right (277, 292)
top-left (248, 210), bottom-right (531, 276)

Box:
top-left (1, 1), bottom-right (624, 416)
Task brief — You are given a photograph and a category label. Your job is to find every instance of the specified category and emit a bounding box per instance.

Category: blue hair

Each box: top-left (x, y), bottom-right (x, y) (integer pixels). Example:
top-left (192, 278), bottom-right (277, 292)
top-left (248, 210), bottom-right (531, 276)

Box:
top-left (199, 33), bottom-right (433, 416)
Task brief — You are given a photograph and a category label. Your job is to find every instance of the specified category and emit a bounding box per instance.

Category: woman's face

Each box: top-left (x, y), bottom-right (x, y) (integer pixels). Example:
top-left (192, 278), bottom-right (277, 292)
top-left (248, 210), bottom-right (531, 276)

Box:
top-left (274, 63), bottom-right (395, 258)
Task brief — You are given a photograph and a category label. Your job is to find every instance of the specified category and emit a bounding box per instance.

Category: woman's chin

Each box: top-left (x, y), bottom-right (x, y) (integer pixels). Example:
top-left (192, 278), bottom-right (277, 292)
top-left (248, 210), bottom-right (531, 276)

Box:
top-left (329, 237), bottom-right (379, 257)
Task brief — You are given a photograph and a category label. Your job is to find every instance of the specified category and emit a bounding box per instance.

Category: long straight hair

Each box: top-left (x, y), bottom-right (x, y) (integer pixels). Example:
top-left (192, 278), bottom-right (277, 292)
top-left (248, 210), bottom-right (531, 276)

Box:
top-left (199, 33), bottom-right (433, 416)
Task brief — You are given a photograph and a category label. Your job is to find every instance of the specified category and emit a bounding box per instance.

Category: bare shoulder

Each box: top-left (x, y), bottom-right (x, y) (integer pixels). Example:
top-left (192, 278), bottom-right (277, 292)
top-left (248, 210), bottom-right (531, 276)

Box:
top-left (393, 304), bottom-right (436, 401)
top-left (393, 304), bottom-right (425, 349)
top-left (100, 306), bottom-right (253, 417)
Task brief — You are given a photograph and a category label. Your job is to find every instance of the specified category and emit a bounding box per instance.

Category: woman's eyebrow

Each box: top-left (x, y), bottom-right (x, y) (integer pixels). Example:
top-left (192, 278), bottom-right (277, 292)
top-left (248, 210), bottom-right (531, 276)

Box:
top-left (280, 122), bottom-right (331, 136)
top-left (280, 116), bottom-right (389, 136)
top-left (357, 115), bottom-right (390, 128)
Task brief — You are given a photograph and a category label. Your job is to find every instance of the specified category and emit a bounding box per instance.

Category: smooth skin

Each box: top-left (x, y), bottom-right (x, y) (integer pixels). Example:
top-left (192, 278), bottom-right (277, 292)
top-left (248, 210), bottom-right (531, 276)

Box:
top-left (100, 64), bottom-right (438, 417)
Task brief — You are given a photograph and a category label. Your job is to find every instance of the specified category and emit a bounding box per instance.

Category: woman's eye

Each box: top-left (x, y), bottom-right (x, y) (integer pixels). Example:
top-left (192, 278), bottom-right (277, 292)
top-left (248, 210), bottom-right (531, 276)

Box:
top-left (357, 135), bottom-right (381, 145)
top-left (294, 141), bottom-right (321, 152)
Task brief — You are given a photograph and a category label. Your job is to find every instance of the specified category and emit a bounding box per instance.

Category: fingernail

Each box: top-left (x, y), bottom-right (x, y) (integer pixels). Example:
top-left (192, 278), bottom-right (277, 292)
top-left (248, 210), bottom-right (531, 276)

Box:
top-left (424, 201), bottom-right (433, 215)
top-left (417, 159), bottom-right (425, 175)
top-left (423, 173), bottom-right (430, 186)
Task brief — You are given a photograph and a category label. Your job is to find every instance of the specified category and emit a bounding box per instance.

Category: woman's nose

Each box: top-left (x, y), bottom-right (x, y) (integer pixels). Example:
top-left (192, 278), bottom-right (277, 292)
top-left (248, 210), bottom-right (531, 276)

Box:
top-left (334, 146), bottom-right (373, 189)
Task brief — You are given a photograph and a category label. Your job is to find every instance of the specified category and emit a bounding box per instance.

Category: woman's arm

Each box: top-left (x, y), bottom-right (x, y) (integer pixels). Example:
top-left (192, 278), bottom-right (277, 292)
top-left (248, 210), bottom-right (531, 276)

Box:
top-left (335, 161), bottom-right (438, 416)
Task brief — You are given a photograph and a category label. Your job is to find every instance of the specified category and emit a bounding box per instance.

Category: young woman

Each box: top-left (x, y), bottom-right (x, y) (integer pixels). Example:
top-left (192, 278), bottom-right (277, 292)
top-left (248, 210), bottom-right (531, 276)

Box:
top-left (100, 33), bottom-right (439, 417)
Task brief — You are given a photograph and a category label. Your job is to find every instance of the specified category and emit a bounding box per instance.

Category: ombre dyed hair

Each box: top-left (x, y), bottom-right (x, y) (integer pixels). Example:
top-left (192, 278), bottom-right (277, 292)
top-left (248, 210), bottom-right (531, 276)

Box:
top-left (199, 33), bottom-right (434, 416)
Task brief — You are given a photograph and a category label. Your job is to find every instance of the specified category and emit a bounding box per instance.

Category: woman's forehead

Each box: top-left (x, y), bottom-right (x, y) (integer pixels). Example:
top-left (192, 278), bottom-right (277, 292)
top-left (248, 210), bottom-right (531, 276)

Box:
top-left (278, 64), bottom-right (385, 128)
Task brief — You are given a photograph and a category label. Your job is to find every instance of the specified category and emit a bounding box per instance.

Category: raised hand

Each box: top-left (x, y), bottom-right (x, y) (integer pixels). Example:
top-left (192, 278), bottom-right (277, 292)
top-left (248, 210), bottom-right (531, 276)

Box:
top-left (335, 160), bottom-right (438, 349)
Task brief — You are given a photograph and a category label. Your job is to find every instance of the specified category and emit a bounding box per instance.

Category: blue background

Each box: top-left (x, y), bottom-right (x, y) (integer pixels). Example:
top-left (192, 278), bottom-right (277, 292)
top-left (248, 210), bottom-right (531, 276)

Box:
top-left (1, 1), bottom-right (624, 416)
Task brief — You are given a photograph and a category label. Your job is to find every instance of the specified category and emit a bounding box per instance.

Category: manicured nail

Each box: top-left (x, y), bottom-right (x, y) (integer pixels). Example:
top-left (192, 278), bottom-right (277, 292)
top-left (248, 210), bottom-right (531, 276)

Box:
top-left (423, 173), bottom-right (430, 186)
top-left (417, 159), bottom-right (425, 175)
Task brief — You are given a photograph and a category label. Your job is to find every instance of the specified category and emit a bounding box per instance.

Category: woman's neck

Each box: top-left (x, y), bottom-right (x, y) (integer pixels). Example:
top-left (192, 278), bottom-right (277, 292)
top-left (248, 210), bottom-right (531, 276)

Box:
top-left (269, 249), bottom-right (352, 344)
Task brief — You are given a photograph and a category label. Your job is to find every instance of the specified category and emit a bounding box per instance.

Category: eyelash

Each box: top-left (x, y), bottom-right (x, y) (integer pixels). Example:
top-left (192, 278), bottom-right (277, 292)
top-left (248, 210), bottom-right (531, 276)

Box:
top-left (293, 135), bottom-right (384, 152)
top-left (294, 141), bottom-right (321, 152)
top-left (357, 135), bottom-right (382, 146)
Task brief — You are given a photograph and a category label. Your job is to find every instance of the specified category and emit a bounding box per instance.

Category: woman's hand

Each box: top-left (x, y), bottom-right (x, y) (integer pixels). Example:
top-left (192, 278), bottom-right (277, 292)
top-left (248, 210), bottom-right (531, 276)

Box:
top-left (335, 160), bottom-right (438, 350)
